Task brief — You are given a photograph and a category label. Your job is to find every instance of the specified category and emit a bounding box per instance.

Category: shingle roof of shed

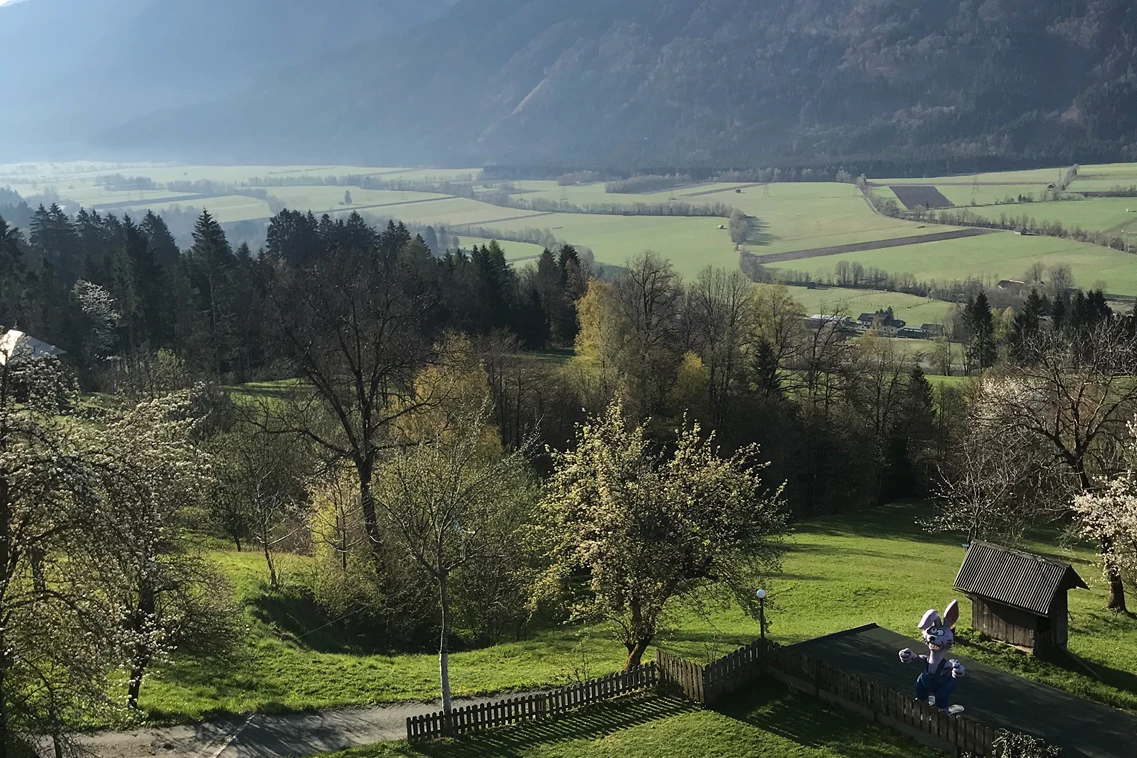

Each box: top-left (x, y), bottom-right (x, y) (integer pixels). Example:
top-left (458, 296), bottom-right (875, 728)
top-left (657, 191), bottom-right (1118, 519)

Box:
top-left (954, 541), bottom-right (1088, 617)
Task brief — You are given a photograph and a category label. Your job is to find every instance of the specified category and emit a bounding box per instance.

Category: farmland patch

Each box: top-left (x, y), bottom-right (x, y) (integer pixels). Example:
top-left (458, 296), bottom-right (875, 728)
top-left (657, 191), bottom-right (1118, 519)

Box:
top-left (889, 185), bottom-right (954, 210)
top-left (752, 228), bottom-right (995, 264)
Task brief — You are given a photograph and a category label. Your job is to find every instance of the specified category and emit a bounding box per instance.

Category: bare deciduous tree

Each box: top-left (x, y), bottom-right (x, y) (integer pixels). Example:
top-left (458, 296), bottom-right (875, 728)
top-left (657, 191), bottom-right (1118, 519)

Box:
top-left (978, 324), bottom-right (1137, 610)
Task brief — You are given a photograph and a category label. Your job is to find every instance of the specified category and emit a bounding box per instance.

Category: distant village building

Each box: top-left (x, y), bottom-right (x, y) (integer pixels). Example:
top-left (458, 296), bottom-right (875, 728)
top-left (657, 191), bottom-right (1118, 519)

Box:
top-left (920, 324), bottom-right (945, 338)
top-left (896, 327), bottom-right (927, 339)
top-left (856, 311), bottom-right (906, 332)
top-left (954, 541), bottom-right (1087, 653)
top-left (997, 279), bottom-right (1028, 293)
top-left (807, 314), bottom-right (851, 330)
top-left (0, 330), bottom-right (64, 366)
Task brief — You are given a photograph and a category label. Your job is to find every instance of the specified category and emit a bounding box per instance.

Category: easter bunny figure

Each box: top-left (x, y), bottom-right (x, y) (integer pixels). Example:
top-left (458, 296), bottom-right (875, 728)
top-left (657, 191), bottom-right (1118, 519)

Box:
top-left (898, 600), bottom-right (965, 713)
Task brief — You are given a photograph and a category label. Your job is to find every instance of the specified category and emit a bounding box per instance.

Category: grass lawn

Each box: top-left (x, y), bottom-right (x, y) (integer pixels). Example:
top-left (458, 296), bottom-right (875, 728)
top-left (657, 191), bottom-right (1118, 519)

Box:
top-left (767, 229), bottom-right (1137, 294)
top-left (319, 684), bottom-right (926, 758)
top-left (135, 503), bottom-right (1137, 726)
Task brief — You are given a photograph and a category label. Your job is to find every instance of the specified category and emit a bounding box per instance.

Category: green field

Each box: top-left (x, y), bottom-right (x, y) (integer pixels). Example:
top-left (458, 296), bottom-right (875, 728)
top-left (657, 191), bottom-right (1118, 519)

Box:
top-left (783, 285), bottom-right (953, 326)
top-left (7, 161), bottom-right (1137, 292)
top-left (321, 685), bottom-right (926, 758)
top-left (767, 229), bottom-right (1137, 293)
top-left (135, 503), bottom-right (1137, 725)
top-left (945, 197), bottom-right (1137, 235)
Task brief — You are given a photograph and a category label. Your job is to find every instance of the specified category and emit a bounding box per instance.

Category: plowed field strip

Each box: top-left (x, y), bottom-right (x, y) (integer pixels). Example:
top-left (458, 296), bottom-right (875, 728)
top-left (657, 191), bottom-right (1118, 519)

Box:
top-left (753, 228), bottom-right (998, 264)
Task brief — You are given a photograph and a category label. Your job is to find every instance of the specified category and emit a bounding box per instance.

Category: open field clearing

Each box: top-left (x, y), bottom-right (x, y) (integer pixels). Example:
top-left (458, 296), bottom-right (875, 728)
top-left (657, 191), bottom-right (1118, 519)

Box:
top-left (750, 228), bottom-right (995, 264)
top-left (136, 503), bottom-right (1137, 725)
top-left (1068, 162), bottom-right (1137, 191)
top-left (882, 168), bottom-right (1067, 186)
top-left (889, 185), bottom-right (953, 210)
top-left (0, 163), bottom-right (483, 186)
top-left (953, 197), bottom-right (1137, 234)
top-left (455, 237), bottom-right (547, 261)
top-left (782, 286), bottom-right (953, 326)
top-left (933, 184), bottom-right (1069, 207)
top-left (111, 195), bottom-right (274, 223)
top-left (767, 229), bottom-right (1137, 292)
top-left (472, 212), bottom-right (737, 277)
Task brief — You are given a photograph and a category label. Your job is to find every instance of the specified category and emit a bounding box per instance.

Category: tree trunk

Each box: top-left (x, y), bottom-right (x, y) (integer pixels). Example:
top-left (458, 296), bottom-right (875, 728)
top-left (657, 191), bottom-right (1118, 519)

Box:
top-left (264, 542), bottom-right (277, 588)
top-left (262, 518), bottom-right (277, 588)
top-left (356, 460), bottom-right (385, 567)
top-left (438, 572), bottom-right (453, 725)
top-left (127, 583), bottom-right (157, 710)
top-left (623, 638), bottom-right (651, 672)
top-left (1103, 536), bottom-right (1127, 612)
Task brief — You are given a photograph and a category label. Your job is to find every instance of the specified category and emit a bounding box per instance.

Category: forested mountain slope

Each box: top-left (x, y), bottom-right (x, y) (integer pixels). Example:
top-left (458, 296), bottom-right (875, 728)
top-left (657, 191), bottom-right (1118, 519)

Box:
top-left (0, 0), bottom-right (448, 158)
top-left (98, 0), bottom-right (1137, 171)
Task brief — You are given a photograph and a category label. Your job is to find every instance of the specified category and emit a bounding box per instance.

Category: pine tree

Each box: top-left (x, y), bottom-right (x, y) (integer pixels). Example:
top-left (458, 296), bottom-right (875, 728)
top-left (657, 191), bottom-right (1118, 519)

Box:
top-left (753, 337), bottom-right (782, 399)
top-left (1009, 289), bottom-right (1045, 363)
top-left (966, 292), bottom-right (997, 370)
top-left (185, 211), bottom-right (236, 377)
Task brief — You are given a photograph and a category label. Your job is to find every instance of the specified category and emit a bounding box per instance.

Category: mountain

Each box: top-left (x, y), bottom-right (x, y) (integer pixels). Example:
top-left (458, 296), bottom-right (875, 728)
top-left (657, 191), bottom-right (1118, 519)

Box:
top-left (0, 0), bottom-right (449, 159)
top-left (13, 0), bottom-right (1137, 170)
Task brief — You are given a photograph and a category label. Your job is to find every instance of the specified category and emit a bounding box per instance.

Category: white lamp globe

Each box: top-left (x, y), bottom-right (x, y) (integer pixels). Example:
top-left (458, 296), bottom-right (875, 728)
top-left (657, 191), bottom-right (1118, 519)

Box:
top-left (756, 589), bottom-right (766, 600)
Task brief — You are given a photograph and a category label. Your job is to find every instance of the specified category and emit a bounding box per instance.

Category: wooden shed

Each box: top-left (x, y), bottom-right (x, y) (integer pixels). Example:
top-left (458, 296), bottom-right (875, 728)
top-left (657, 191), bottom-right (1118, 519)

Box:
top-left (953, 541), bottom-right (1088, 653)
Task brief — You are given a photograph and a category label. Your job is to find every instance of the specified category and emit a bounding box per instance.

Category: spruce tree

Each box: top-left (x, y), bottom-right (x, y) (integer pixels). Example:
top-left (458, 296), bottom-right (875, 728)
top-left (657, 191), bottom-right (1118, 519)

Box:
top-left (1009, 288), bottom-right (1045, 363)
top-left (967, 292), bottom-right (997, 370)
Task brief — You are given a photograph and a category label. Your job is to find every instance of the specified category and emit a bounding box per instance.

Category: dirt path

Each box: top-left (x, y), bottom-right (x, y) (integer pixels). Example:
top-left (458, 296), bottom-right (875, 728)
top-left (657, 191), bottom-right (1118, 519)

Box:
top-left (751, 228), bottom-right (997, 264)
top-left (82, 694), bottom-right (526, 758)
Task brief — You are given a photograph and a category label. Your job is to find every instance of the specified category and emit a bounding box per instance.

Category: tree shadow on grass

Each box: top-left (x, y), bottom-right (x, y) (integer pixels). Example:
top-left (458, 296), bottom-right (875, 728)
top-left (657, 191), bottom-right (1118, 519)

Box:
top-left (715, 681), bottom-right (920, 757)
top-left (250, 585), bottom-right (403, 656)
top-left (745, 218), bottom-right (778, 247)
top-left (409, 696), bottom-right (697, 757)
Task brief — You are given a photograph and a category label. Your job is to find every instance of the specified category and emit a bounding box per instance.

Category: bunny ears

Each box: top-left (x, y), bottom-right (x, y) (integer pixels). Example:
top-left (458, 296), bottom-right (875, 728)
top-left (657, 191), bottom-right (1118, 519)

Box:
top-left (918, 600), bottom-right (960, 630)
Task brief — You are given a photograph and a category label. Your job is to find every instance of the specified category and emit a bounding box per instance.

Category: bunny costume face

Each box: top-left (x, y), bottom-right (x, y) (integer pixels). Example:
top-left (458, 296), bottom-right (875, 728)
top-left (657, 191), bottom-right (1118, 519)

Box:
top-left (919, 606), bottom-right (956, 653)
top-left (899, 600), bottom-right (965, 712)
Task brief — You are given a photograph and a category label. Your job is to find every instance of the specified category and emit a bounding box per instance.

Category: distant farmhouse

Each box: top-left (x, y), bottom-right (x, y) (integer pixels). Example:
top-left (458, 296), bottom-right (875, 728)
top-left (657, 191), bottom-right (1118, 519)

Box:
top-left (920, 323), bottom-right (945, 338)
top-left (997, 279), bottom-right (1029, 293)
top-left (856, 310), bottom-right (912, 337)
top-left (807, 314), bottom-right (852, 330)
top-left (0, 330), bottom-right (65, 366)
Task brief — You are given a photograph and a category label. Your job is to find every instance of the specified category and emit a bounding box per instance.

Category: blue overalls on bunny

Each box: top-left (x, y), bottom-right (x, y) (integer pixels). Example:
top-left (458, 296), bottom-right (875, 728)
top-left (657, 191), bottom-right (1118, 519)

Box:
top-left (899, 600), bottom-right (965, 712)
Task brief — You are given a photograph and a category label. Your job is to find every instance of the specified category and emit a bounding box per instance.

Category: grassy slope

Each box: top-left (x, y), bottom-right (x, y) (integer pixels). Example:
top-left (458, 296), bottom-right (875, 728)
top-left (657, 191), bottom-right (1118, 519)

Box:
top-left (949, 198), bottom-right (1137, 235)
top-left (320, 685), bottom-right (925, 758)
top-left (137, 504), bottom-right (1137, 725)
top-left (767, 229), bottom-right (1137, 292)
top-left (782, 285), bottom-right (953, 326)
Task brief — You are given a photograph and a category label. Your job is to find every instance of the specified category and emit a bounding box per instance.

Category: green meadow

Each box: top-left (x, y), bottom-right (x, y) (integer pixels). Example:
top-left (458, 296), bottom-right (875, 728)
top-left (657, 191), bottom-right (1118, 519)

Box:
top-left (766, 229), bottom-right (1137, 292)
top-left (6, 161), bottom-right (1137, 292)
top-left (135, 504), bottom-right (1137, 725)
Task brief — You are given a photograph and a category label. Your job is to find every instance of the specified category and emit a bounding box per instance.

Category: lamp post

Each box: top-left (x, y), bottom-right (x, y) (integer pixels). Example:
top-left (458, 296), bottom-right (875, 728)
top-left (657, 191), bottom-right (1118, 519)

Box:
top-left (756, 589), bottom-right (767, 641)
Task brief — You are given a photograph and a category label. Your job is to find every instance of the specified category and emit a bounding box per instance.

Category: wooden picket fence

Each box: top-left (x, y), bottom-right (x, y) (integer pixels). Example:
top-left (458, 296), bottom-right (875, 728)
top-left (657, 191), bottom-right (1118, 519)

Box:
top-left (656, 636), bottom-right (1058, 757)
top-left (408, 633), bottom-right (1061, 755)
top-left (406, 663), bottom-right (659, 742)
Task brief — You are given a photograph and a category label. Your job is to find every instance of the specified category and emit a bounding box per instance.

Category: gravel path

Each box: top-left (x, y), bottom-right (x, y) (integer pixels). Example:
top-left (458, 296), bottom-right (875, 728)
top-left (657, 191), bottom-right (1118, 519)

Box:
top-left (82, 694), bottom-right (516, 758)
